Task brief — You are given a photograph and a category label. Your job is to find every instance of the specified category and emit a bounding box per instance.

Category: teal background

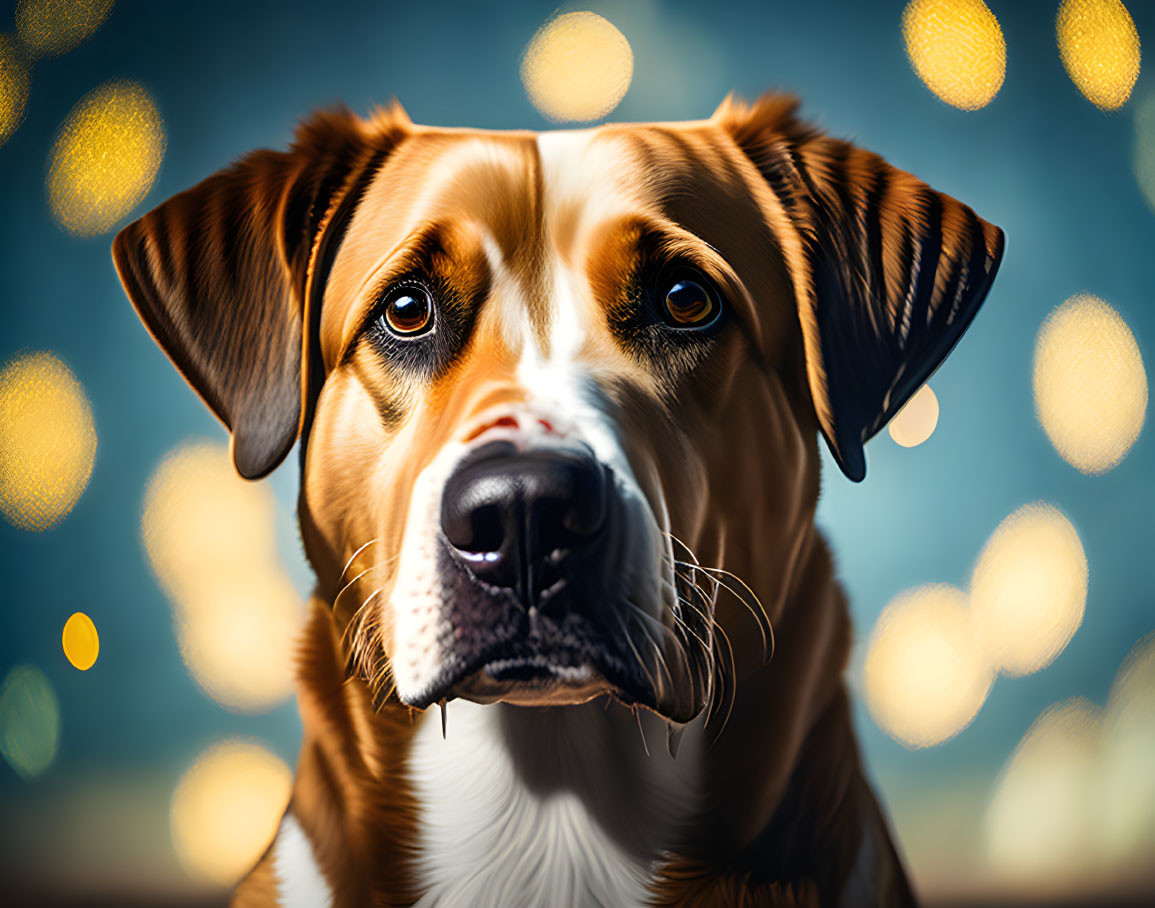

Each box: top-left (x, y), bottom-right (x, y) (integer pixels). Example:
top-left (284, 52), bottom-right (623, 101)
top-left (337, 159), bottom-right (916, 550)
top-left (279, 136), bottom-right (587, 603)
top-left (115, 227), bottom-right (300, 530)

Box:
top-left (0, 0), bottom-right (1151, 902)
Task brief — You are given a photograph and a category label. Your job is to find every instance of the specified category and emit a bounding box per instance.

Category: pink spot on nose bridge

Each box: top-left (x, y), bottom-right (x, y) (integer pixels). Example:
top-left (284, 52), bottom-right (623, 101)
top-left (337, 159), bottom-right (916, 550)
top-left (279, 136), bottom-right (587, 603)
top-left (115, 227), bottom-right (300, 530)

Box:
top-left (464, 415), bottom-right (520, 443)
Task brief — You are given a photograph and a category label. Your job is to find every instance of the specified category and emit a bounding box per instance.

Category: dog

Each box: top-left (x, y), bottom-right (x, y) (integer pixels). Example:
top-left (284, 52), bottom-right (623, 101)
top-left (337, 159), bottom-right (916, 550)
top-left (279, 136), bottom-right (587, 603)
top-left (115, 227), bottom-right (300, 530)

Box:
top-left (113, 92), bottom-right (1002, 907)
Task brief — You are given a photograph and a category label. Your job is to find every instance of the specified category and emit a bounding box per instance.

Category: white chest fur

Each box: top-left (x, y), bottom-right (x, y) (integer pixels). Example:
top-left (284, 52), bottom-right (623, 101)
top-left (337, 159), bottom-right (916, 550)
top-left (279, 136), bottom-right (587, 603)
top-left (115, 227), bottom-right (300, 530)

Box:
top-left (409, 699), bottom-right (700, 908)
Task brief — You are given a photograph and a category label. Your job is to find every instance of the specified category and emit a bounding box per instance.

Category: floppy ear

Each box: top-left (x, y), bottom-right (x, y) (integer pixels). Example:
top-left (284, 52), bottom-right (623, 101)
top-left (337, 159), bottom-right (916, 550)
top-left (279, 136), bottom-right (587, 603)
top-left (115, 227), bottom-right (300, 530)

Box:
top-left (112, 105), bottom-right (409, 479)
top-left (716, 94), bottom-right (1004, 481)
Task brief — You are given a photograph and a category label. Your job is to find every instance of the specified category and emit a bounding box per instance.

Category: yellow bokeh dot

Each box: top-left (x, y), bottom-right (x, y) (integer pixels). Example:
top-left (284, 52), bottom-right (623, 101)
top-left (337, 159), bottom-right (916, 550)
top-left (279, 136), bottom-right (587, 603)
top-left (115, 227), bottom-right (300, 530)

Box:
top-left (47, 79), bottom-right (165, 236)
top-left (0, 34), bottom-right (31, 147)
top-left (521, 12), bottom-right (633, 122)
top-left (1056, 0), bottom-right (1140, 111)
top-left (175, 572), bottom-right (302, 712)
top-left (142, 443), bottom-right (278, 600)
top-left (142, 441), bottom-right (303, 713)
top-left (15, 0), bottom-right (114, 60)
top-left (62, 611), bottom-right (99, 671)
top-left (889, 384), bottom-right (940, 447)
top-left (1033, 294), bottom-right (1147, 475)
top-left (0, 665), bottom-right (60, 780)
top-left (170, 739), bottom-right (291, 886)
top-left (863, 584), bottom-right (993, 748)
top-left (901, 0), bottom-right (1006, 110)
top-left (985, 698), bottom-right (1103, 890)
top-left (970, 503), bottom-right (1087, 678)
top-left (0, 351), bottom-right (97, 532)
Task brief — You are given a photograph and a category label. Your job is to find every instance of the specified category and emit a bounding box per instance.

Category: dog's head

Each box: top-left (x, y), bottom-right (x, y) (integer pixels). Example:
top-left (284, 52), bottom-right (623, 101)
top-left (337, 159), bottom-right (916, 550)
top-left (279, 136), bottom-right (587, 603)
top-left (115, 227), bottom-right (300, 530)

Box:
top-left (114, 95), bottom-right (1002, 725)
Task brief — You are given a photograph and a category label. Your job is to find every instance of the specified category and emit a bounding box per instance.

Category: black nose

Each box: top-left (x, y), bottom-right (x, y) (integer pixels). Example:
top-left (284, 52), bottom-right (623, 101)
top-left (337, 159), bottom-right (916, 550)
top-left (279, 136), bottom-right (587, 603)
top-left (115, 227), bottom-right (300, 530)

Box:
top-left (440, 442), bottom-right (610, 605)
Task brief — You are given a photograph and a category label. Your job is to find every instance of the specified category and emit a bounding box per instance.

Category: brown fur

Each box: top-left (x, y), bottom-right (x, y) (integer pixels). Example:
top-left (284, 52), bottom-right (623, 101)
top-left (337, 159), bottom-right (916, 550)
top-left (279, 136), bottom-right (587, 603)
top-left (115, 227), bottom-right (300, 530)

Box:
top-left (114, 93), bottom-right (1002, 906)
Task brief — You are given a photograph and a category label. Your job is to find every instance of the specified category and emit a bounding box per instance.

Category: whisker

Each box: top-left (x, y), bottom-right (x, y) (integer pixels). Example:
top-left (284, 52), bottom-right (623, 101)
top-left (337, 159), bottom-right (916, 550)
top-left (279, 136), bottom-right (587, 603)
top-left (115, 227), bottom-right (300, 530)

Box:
top-left (613, 609), bottom-right (661, 701)
top-left (671, 557), bottom-right (773, 665)
top-left (623, 602), bottom-right (679, 703)
top-left (694, 565), bottom-right (774, 664)
top-left (338, 538), bottom-right (380, 585)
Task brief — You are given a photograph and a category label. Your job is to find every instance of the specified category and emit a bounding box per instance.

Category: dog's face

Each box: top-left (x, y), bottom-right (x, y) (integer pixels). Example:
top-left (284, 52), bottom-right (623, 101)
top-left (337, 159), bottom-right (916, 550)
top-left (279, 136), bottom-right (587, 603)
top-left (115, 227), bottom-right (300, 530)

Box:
top-left (114, 95), bottom-right (1002, 725)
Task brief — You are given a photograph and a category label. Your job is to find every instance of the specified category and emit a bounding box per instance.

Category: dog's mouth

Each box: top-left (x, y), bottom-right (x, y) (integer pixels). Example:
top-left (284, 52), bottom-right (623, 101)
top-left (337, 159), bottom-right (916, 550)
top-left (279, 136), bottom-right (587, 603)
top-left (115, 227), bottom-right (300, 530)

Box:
top-left (407, 544), bottom-right (661, 712)
top-left (395, 534), bottom-right (707, 719)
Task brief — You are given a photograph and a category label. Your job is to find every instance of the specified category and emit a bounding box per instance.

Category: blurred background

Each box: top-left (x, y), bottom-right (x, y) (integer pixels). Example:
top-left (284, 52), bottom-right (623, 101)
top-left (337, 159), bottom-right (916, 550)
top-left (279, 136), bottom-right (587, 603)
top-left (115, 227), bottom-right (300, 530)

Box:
top-left (0, 0), bottom-right (1152, 904)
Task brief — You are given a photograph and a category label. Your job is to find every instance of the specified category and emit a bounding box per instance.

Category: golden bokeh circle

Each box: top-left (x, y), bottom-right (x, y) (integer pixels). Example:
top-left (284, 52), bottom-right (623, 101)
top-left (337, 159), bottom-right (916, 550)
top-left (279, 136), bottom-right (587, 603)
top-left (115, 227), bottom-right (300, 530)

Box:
top-left (889, 384), bottom-right (940, 447)
top-left (985, 698), bottom-right (1103, 889)
top-left (46, 79), bottom-right (165, 236)
top-left (0, 34), bottom-right (31, 147)
top-left (1033, 294), bottom-right (1147, 475)
top-left (1056, 0), bottom-right (1141, 111)
top-left (901, 0), bottom-right (1006, 111)
top-left (170, 739), bottom-right (291, 886)
top-left (0, 351), bottom-right (97, 532)
top-left (521, 12), bottom-right (633, 122)
top-left (142, 441), bottom-right (304, 712)
top-left (15, 0), bottom-right (114, 60)
top-left (175, 572), bottom-right (302, 713)
top-left (1098, 632), bottom-right (1155, 866)
top-left (62, 611), bottom-right (99, 671)
top-left (142, 443), bottom-right (278, 600)
top-left (863, 584), bottom-right (993, 748)
top-left (0, 664), bottom-right (60, 780)
top-left (970, 503), bottom-right (1087, 678)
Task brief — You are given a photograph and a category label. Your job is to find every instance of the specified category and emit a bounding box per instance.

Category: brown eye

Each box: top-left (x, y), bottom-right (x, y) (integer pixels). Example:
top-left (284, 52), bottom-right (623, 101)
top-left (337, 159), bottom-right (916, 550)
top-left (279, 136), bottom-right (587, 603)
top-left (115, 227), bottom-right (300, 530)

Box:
top-left (383, 287), bottom-right (433, 336)
top-left (662, 277), bottom-right (720, 328)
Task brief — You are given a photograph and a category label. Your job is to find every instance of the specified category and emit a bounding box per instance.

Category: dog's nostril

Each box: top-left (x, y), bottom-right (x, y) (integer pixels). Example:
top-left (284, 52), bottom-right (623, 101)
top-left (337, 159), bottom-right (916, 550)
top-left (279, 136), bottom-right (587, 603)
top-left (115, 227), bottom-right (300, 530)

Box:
top-left (465, 503), bottom-right (504, 554)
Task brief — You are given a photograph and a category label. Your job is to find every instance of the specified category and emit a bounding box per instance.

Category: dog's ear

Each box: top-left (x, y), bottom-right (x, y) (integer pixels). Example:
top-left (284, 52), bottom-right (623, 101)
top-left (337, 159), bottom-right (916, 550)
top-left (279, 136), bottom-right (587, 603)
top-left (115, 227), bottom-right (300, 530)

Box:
top-left (716, 94), bottom-right (1004, 481)
top-left (113, 105), bottom-right (409, 479)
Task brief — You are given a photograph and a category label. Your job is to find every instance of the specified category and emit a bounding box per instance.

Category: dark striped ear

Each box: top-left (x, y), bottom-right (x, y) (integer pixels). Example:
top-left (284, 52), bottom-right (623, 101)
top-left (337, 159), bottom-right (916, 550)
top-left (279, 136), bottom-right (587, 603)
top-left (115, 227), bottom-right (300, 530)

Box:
top-left (112, 105), bottom-right (408, 479)
top-left (717, 94), bottom-right (1004, 481)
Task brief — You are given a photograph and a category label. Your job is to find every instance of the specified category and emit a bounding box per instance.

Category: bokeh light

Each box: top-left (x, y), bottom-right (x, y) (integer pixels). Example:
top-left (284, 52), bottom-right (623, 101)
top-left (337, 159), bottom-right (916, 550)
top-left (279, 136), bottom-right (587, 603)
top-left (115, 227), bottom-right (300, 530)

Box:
top-left (142, 443), bottom-right (277, 600)
top-left (901, 0), bottom-right (1006, 111)
top-left (1033, 294), bottom-right (1147, 475)
top-left (0, 33), bottom-right (31, 147)
top-left (863, 584), bottom-right (993, 748)
top-left (1133, 89), bottom-right (1155, 214)
top-left (1099, 632), bottom-right (1155, 866)
top-left (15, 0), bottom-right (114, 59)
top-left (142, 442), bottom-right (303, 712)
top-left (985, 633), bottom-right (1155, 890)
top-left (1056, 0), bottom-right (1141, 111)
top-left (170, 739), bottom-right (291, 886)
top-left (0, 664), bottom-right (60, 780)
top-left (175, 572), bottom-right (303, 712)
top-left (969, 503), bottom-right (1087, 678)
top-left (521, 12), bottom-right (633, 122)
top-left (61, 611), bottom-right (99, 671)
top-left (889, 384), bottom-right (939, 447)
top-left (0, 351), bottom-right (97, 532)
top-left (46, 79), bottom-right (165, 236)
top-left (985, 698), bottom-right (1103, 891)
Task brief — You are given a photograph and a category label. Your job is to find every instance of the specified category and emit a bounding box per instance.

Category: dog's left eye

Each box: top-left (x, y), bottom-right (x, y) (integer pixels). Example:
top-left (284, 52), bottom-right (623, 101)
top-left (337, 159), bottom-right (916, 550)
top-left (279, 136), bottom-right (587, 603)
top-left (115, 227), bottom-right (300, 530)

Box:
top-left (381, 286), bottom-right (433, 336)
top-left (660, 274), bottom-right (721, 330)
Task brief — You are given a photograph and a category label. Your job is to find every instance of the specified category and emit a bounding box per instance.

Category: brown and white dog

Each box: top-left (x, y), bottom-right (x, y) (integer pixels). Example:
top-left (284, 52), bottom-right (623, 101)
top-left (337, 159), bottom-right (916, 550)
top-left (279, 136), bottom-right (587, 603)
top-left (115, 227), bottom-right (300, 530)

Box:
top-left (113, 93), bottom-right (1002, 907)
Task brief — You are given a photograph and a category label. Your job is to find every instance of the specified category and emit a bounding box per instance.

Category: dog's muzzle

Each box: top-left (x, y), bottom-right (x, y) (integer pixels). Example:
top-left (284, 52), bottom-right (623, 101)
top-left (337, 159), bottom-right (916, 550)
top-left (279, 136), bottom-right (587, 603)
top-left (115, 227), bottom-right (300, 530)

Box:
top-left (413, 438), bottom-right (659, 709)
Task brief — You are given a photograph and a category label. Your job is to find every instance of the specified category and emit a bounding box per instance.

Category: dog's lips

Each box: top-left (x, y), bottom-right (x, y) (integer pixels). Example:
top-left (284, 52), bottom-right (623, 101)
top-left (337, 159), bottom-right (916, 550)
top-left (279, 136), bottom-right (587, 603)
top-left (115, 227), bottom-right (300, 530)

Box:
top-left (408, 631), bottom-right (657, 712)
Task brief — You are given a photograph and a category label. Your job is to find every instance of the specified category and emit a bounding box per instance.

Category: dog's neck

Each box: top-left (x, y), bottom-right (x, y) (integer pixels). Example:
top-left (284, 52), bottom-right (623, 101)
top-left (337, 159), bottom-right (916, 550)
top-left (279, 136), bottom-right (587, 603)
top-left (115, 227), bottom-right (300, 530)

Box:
top-left (270, 523), bottom-right (899, 906)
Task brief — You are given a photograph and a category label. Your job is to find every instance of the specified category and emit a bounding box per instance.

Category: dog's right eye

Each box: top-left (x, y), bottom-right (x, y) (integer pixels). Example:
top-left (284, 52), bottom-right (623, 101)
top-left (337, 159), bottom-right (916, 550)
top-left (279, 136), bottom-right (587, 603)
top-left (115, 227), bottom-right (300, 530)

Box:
top-left (381, 285), bottom-right (433, 337)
